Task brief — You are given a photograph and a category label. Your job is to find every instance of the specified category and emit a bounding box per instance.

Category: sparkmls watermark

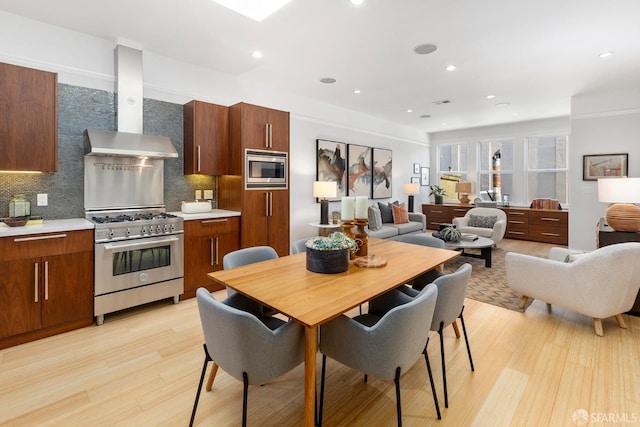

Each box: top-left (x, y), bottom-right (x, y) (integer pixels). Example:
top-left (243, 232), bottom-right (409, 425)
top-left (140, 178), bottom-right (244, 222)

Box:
top-left (573, 409), bottom-right (638, 425)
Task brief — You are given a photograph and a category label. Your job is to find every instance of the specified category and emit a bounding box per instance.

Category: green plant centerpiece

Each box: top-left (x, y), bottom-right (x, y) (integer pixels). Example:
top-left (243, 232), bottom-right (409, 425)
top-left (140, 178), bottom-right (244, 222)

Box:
top-left (305, 232), bottom-right (357, 274)
top-left (429, 185), bottom-right (447, 204)
top-left (432, 225), bottom-right (462, 242)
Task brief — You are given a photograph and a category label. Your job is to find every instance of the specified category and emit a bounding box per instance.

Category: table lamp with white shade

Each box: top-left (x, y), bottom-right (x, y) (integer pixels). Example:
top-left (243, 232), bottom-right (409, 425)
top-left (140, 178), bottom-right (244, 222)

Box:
top-left (403, 183), bottom-right (420, 212)
top-left (455, 182), bottom-right (472, 205)
top-left (597, 177), bottom-right (640, 232)
top-left (313, 181), bottom-right (337, 225)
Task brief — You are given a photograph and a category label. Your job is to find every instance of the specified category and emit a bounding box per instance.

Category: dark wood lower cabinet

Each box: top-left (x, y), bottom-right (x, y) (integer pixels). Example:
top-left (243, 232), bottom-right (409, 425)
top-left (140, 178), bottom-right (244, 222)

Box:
top-left (0, 230), bottom-right (94, 349)
top-left (182, 216), bottom-right (240, 300)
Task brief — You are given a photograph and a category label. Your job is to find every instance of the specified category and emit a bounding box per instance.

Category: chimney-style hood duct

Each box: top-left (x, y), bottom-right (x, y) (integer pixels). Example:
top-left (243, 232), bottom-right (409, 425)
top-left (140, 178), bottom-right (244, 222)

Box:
top-left (84, 45), bottom-right (178, 159)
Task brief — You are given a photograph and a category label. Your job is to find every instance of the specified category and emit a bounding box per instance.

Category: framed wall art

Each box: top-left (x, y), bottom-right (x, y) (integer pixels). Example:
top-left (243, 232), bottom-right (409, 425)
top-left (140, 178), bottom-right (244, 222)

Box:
top-left (583, 153), bottom-right (628, 181)
top-left (420, 167), bottom-right (430, 186)
top-left (347, 144), bottom-right (373, 197)
top-left (372, 148), bottom-right (392, 199)
top-left (413, 163), bottom-right (420, 174)
top-left (411, 177), bottom-right (420, 184)
top-left (316, 139), bottom-right (347, 200)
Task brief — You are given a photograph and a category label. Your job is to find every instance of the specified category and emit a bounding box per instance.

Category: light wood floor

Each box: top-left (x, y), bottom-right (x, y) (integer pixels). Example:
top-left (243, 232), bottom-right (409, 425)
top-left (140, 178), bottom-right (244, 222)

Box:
top-left (1, 239), bottom-right (639, 426)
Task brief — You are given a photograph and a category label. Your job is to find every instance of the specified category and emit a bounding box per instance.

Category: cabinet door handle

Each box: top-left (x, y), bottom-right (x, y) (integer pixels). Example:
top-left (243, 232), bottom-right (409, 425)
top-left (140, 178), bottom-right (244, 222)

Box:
top-left (269, 123), bottom-right (273, 148)
top-left (510, 220), bottom-right (525, 224)
top-left (44, 261), bottom-right (49, 301)
top-left (508, 231), bottom-right (525, 235)
top-left (453, 208), bottom-right (467, 212)
top-left (269, 192), bottom-right (273, 216)
top-left (541, 232), bottom-right (560, 236)
top-left (264, 124), bottom-right (269, 148)
top-left (540, 217), bottom-right (560, 222)
top-left (34, 263), bottom-right (39, 303)
top-left (201, 219), bottom-right (228, 224)
top-left (509, 212), bottom-right (525, 216)
top-left (197, 145), bottom-right (201, 172)
top-left (215, 237), bottom-right (219, 265)
top-left (431, 210), bottom-right (443, 214)
top-left (210, 238), bottom-right (215, 266)
top-left (265, 192), bottom-right (269, 216)
top-left (14, 233), bottom-right (67, 243)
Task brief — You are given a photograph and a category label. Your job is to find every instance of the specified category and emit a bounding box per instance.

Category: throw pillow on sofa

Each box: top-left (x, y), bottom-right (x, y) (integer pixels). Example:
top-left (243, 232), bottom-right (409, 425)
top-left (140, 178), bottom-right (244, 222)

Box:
top-left (391, 202), bottom-right (409, 224)
top-left (469, 214), bottom-right (497, 228)
top-left (377, 202), bottom-right (394, 223)
top-left (368, 205), bottom-right (383, 231)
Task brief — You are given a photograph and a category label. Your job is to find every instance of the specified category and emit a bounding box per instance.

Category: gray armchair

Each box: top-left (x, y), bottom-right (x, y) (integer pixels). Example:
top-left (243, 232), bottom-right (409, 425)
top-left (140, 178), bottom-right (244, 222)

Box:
top-left (319, 284), bottom-right (441, 425)
top-left (400, 263), bottom-right (474, 408)
top-left (190, 288), bottom-right (305, 427)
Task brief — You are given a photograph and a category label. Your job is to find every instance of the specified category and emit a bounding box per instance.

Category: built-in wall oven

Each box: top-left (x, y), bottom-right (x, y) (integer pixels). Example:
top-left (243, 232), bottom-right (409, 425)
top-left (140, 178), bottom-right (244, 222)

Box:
top-left (245, 148), bottom-right (288, 189)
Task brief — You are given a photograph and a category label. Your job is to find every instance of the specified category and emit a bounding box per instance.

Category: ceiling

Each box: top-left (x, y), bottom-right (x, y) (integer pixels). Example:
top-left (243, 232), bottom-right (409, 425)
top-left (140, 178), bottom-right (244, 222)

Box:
top-left (1, 0), bottom-right (639, 133)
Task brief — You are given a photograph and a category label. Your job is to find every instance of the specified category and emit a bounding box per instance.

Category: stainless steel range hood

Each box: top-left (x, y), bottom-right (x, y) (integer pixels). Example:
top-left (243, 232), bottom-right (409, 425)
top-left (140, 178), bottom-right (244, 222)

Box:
top-left (85, 45), bottom-right (178, 159)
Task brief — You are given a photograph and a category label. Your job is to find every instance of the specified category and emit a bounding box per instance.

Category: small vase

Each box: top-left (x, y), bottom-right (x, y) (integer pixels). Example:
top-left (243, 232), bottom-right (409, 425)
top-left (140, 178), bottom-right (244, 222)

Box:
top-left (354, 219), bottom-right (368, 257)
top-left (434, 195), bottom-right (444, 205)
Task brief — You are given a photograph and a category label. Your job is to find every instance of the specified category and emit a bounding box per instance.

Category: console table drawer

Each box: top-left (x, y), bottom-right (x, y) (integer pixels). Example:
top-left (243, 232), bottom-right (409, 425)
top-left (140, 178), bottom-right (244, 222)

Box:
top-left (529, 226), bottom-right (568, 245)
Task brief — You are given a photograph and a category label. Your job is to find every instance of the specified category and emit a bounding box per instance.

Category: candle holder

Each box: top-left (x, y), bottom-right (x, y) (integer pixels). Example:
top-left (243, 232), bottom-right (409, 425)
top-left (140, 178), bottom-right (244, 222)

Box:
top-left (354, 218), bottom-right (368, 257)
top-left (340, 220), bottom-right (356, 259)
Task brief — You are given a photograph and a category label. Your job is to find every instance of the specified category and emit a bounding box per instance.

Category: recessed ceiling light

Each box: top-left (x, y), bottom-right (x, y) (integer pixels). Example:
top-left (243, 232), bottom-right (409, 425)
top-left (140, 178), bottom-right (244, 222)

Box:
top-left (351, 0), bottom-right (364, 5)
top-left (420, 114), bottom-right (431, 119)
top-left (486, 94), bottom-right (496, 99)
top-left (445, 65), bottom-right (457, 71)
top-left (353, 89), bottom-right (361, 94)
top-left (599, 51), bottom-right (613, 58)
top-left (407, 109), bottom-right (413, 113)
top-left (210, 0), bottom-right (293, 21)
top-left (252, 50), bottom-right (263, 59)
top-left (413, 44), bottom-right (438, 55)
top-left (320, 77), bottom-right (336, 84)
top-left (441, 122), bottom-right (447, 126)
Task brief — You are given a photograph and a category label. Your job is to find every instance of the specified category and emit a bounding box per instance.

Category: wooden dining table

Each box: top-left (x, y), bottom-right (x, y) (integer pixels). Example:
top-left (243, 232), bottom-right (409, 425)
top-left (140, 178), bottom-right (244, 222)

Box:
top-left (207, 237), bottom-right (460, 426)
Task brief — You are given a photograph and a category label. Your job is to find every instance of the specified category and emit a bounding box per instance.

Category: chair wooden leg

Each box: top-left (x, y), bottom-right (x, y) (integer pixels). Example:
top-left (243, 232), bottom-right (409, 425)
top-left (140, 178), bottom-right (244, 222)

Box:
top-left (205, 362), bottom-right (219, 391)
top-left (593, 318), bottom-right (604, 337)
top-left (615, 314), bottom-right (628, 329)
top-left (451, 320), bottom-right (461, 339)
top-left (519, 295), bottom-right (529, 308)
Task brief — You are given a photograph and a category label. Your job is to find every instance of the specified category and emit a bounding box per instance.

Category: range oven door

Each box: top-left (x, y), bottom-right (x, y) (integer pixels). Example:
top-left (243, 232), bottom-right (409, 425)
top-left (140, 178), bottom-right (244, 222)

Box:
top-left (94, 234), bottom-right (184, 296)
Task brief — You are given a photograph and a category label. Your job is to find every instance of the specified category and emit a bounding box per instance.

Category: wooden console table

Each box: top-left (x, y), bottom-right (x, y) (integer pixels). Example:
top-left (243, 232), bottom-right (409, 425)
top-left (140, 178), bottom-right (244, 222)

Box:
top-left (598, 223), bottom-right (640, 315)
top-left (421, 203), bottom-right (568, 245)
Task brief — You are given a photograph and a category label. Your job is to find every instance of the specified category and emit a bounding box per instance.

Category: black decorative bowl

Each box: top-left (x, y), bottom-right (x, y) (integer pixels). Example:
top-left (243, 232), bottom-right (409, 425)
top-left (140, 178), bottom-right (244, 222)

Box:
top-left (306, 247), bottom-right (349, 274)
top-left (3, 217), bottom-right (29, 227)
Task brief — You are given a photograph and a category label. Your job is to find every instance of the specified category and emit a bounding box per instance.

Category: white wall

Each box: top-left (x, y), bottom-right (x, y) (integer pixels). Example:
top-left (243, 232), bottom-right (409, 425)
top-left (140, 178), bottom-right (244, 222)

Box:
top-left (427, 117), bottom-right (570, 208)
top-left (0, 11), bottom-right (430, 246)
top-left (569, 88), bottom-right (640, 250)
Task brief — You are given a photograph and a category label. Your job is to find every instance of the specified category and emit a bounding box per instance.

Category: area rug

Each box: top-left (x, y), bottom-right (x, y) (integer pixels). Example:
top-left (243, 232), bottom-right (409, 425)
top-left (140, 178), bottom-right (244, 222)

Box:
top-left (442, 246), bottom-right (534, 312)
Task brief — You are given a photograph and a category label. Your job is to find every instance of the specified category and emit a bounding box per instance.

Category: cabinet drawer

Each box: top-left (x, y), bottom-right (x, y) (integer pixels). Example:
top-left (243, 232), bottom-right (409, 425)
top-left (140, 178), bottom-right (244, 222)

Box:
top-left (0, 230), bottom-right (93, 261)
top-left (185, 217), bottom-right (240, 236)
top-left (529, 210), bottom-right (567, 227)
top-left (529, 226), bottom-right (568, 245)
top-left (506, 229), bottom-right (529, 240)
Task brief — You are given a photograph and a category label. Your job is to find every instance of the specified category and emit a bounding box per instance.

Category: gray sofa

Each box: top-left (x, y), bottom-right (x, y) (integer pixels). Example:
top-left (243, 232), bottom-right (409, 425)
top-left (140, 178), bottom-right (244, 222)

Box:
top-left (368, 212), bottom-right (426, 240)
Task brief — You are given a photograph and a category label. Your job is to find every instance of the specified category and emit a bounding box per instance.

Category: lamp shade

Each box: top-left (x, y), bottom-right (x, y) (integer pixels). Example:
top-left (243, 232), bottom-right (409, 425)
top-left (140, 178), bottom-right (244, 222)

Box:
top-left (455, 182), bottom-right (472, 194)
top-left (597, 178), bottom-right (640, 203)
top-left (403, 183), bottom-right (420, 195)
top-left (313, 181), bottom-right (337, 199)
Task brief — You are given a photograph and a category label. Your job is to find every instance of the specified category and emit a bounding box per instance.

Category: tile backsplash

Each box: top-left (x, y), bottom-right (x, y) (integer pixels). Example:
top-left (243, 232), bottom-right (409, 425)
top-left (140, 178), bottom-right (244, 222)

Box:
top-left (0, 84), bottom-right (215, 219)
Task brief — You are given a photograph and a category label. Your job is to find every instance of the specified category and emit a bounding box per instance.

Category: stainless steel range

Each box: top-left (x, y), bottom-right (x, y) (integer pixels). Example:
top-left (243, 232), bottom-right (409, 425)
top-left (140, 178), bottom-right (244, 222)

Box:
top-left (84, 44), bottom-right (184, 325)
top-left (88, 208), bottom-right (184, 326)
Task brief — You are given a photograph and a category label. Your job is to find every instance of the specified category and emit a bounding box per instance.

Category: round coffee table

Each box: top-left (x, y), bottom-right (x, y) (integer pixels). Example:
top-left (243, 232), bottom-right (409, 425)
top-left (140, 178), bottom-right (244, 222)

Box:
top-left (445, 236), bottom-right (494, 267)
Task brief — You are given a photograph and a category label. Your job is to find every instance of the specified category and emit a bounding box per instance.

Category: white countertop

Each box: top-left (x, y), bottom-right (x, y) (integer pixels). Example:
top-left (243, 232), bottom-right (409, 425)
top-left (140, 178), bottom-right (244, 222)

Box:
top-left (0, 218), bottom-right (94, 238)
top-left (170, 209), bottom-right (241, 221)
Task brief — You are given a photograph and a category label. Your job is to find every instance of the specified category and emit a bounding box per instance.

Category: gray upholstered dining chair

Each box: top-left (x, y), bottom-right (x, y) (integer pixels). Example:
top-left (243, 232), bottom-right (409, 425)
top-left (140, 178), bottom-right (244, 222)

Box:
top-left (402, 263), bottom-right (474, 408)
top-left (396, 233), bottom-right (446, 290)
top-left (291, 236), bottom-right (317, 254)
top-left (318, 283), bottom-right (441, 426)
top-left (190, 288), bottom-right (305, 427)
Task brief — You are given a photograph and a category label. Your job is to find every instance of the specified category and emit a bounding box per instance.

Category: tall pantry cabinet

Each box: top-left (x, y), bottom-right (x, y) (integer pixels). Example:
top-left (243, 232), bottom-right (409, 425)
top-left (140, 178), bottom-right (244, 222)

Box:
top-left (219, 102), bottom-right (290, 256)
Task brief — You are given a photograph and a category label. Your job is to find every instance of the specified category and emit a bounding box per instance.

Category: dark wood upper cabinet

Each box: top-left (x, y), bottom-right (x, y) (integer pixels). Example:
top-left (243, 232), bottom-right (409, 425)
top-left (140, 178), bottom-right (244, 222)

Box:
top-left (0, 62), bottom-right (58, 172)
top-left (183, 100), bottom-right (229, 175)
